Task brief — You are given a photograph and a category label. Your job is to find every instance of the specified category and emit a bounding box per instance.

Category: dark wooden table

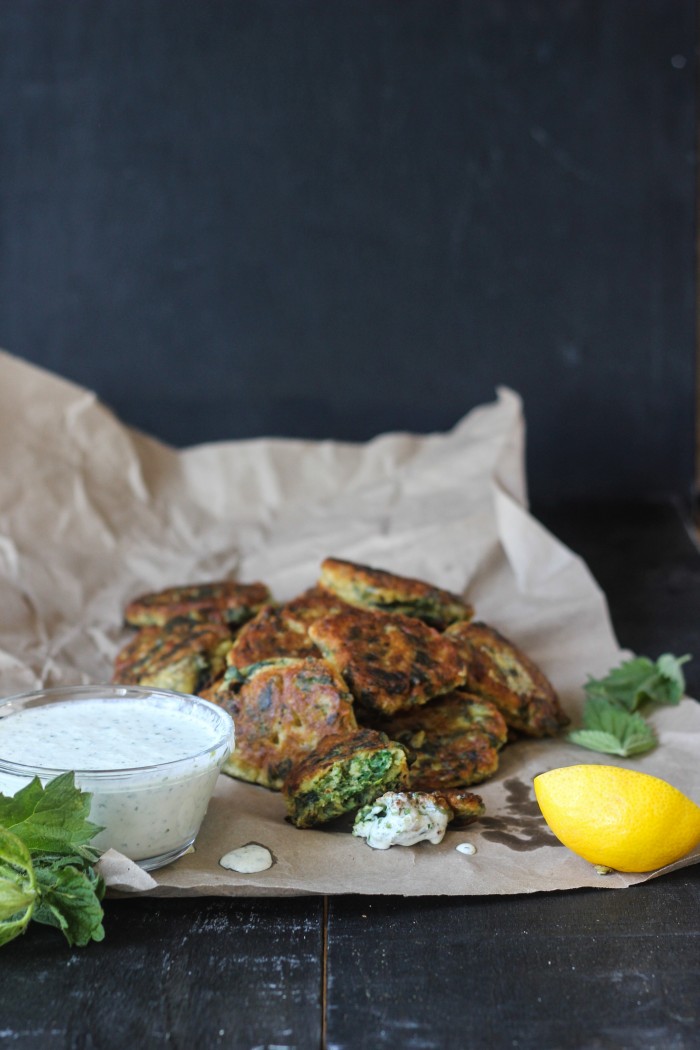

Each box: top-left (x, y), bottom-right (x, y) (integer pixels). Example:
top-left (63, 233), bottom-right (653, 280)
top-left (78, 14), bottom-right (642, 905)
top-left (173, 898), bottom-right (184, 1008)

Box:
top-left (2, 501), bottom-right (699, 1050)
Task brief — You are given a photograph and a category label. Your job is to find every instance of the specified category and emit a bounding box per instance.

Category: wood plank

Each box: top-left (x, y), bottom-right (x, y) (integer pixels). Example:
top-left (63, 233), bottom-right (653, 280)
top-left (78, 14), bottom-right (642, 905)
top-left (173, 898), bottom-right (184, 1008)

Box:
top-left (0, 897), bottom-right (324, 1048)
top-left (326, 871), bottom-right (700, 1050)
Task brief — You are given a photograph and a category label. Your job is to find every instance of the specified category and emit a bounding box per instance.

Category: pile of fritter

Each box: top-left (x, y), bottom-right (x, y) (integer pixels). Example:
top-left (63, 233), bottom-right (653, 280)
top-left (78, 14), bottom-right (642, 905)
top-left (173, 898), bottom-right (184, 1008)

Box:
top-left (114, 558), bottom-right (568, 834)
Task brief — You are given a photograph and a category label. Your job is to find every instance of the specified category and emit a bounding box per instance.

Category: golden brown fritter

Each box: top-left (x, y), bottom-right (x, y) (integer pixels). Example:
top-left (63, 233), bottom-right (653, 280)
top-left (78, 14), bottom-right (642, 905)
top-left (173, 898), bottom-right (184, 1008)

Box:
top-left (124, 580), bottom-right (271, 628)
top-left (308, 607), bottom-right (466, 718)
top-left (227, 604), bottom-right (318, 669)
top-left (371, 691), bottom-right (507, 789)
top-left (216, 657), bottom-right (358, 790)
top-left (352, 789), bottom-right (485, 846)
top-left (282, 728), bottom-right (410, 828)
top-left (226, 587), bottom-right (348, 673)
top-left (352, 791), bottom-right (454, 847)
top-left (318, 557), bottom-right (472, 628)
top-left (284, 586), bottom-right (350, 625)
top-left (432, 788), bottom-right (485, 826)
top-left (112, 620), bottom-right (232, 695)
top-left (445, 621), bottom-right (569, 737)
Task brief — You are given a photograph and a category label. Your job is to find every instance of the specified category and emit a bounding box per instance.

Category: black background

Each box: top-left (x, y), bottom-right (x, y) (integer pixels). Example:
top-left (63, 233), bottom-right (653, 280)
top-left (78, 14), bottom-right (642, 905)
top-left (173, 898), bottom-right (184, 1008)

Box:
top-left (0, 0), bottom-right (695, 503)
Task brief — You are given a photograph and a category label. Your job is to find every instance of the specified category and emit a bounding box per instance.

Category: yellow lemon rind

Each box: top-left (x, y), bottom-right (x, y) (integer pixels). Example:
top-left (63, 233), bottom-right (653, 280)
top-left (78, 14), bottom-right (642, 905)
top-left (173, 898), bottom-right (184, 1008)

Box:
top-left (533, 764), bottom-right (700, 874)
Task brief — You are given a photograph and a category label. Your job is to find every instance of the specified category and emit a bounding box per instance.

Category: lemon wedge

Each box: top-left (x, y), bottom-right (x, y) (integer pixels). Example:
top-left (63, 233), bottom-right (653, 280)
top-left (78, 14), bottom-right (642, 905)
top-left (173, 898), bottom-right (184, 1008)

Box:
top-left (534, 764), bottom-right (700, 873)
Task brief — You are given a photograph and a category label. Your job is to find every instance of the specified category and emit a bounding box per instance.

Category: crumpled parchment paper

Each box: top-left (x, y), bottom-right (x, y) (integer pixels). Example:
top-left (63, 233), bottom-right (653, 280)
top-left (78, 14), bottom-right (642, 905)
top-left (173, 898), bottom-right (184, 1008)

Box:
top-left (1, 350), bottom-right (698, 896)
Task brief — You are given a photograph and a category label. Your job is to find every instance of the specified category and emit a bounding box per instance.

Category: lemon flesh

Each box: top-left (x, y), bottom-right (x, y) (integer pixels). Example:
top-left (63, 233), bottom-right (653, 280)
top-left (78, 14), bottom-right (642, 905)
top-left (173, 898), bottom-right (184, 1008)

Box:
top-left (534, 764), bottom-right (700, 873)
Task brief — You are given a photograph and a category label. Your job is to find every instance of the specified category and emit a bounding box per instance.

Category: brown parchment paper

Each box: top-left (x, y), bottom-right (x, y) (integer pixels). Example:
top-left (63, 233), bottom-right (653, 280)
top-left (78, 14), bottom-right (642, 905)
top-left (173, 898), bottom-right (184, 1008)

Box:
top-left (1, 349), bottom-right (698, 897)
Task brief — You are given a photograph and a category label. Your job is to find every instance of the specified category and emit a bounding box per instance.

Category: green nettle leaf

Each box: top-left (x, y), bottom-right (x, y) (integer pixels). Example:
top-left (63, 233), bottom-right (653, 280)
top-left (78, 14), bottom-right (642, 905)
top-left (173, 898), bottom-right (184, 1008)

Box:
top-left (0, 773), bottom-right (106, 951)
top-left (0, 773), bottom-right (103, 857)
top-left (33, 864), bottom-right (105, 947)
top-left (567, 729), bottom-right (632, 757)
top-left (646, 654), bottom-right (691, 706)
top-left (0, 828), bottom-right (37, 946)
top-left (585, 654), bottom-right (691, 712)
top-left (568, 698), bottom-right (656, 758)
top-left (585, 657), bottom-right (657, 711)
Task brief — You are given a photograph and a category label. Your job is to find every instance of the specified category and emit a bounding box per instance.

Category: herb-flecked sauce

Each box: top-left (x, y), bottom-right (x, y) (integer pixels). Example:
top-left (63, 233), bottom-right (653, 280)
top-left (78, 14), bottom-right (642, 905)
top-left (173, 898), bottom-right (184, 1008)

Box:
top-left (0, 697), bottom-right (232, 864)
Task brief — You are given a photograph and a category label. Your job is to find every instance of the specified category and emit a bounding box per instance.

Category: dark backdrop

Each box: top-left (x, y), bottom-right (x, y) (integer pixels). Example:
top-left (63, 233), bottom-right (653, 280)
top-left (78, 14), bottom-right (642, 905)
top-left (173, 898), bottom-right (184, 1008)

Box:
top-left (0, 0), bottom-right (695, 504)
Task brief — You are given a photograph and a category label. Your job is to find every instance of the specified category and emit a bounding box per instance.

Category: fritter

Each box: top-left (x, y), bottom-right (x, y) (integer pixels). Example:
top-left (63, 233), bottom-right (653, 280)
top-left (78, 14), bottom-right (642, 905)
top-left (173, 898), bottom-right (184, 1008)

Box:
top-left (112, 620), bottom-right (232, 695)
top-left (352, 791), bottom-right (453, 848)
top-left (352, 788), bottom-right (485, 848)
top-left (372, 691), bottom-right (507, 789)
top-left (227, 604), bottom-right (317, 670)
top-left (227, 587), bottom-right (347, 673)
top-left (284, 585), bottom-right (350, 625)
top-left (445, 621), bottom-right (569, 737)
top-left (319, 557), bottom-right (472, 628)
top-left (216, 657), bottom-right (358, 790)
top-left (308, 607), bottom-right (466, 718)
top-left (124, 580), bottom-right (271, 628)
top-left (283, 727), bottom-right (409, 828)
top-left (433, 788), bottom-right (485, 826)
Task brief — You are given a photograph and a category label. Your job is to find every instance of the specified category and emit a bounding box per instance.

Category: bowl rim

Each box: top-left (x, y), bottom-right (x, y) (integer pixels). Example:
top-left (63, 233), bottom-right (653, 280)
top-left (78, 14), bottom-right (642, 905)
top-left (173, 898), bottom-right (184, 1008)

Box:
top-left (0, 683), bottom-right (234, 779)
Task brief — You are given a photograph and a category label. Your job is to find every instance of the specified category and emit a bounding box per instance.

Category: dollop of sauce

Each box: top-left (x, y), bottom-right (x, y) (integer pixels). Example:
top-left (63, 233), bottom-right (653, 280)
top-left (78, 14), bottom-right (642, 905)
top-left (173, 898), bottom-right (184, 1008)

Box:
top-left (219, 843), bottom-right (273, 873)
top-left (0, 695), bottom-right (232, 868)
top-left (353, 791), bottom-right (451, 849)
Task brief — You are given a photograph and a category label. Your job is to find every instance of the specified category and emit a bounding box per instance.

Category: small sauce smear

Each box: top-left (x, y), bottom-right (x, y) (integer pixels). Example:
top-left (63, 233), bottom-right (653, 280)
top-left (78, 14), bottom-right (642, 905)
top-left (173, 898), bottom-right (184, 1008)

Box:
top-left (220, 843), bottom-right (273, 873)
top-left (455, 842), bottom-right (477, 856)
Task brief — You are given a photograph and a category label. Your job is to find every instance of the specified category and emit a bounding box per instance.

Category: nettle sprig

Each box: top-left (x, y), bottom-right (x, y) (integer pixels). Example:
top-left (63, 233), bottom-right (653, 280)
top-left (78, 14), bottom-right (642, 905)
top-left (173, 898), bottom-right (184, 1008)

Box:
top-left (0, 773), bottom-right (105, 948)
top-left (569, 654), bottom-right (691, 758)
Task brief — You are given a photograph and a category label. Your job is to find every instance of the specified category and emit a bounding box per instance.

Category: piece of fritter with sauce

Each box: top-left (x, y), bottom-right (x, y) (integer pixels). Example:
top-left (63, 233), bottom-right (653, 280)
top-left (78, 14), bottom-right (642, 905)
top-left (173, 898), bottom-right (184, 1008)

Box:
top-left (308, 607), bottom-right (466, 718)
top-left (227, 587), bottom-right (348, 673)
top-left (319, 557), bottom-right (472, 628)
top-left (124, 580), bottom-right (271, 628)
top-left (216, 657), bottom-right (358, 790)
top-left (445, 621), bottom-right (569, 737)
top-left (352, 787), bottom-right (485, 849)
top-left (352, 791), bottom-right (454, 848)
top-left (112, 620), bottom-right (232, 695)
top-left (283, 727), bottom-right (409, 828)
top-left (370, 691), bottom-right (507, 789)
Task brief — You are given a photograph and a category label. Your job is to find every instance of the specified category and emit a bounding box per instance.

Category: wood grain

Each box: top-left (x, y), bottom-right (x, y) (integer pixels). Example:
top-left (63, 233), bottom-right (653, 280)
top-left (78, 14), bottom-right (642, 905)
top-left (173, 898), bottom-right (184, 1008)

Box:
top-left (0, 898), bottom-right (324, 1048)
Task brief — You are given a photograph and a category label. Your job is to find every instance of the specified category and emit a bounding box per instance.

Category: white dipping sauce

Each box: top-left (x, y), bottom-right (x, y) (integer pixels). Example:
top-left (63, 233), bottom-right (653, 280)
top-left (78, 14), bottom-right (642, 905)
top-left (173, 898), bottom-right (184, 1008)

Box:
top-left (0, 691), bottom-right (233, 869)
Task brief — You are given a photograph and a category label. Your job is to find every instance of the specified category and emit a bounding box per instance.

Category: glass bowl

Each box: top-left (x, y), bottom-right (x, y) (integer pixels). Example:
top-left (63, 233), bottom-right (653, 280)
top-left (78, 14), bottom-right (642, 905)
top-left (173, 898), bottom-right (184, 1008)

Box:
top-left (0, 685), bottom-right (234, 871)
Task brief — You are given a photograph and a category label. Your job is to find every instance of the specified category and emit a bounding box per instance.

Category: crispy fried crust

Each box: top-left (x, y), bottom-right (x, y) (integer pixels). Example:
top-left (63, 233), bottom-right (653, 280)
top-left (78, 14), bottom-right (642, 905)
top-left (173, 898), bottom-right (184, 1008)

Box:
top-left (227, 588), bottom-right (348, 671)
top-left (284, 586), bottom-right (351, 624)
top-left (124, 580), bottom-right (271, 628)
top-left (112, 620), bottom-right (232, 694)
top-left (283, 728), bottom-right (410, 828)
top-left (215, 658), bottom-right (358, 790)
top-left (319, 557), bottom-right (472, 628)
top-left (227, 604), bottom-right (318, 668)
top-left (445, 621), bottom-right (569, 737)
top-left (370, 691), bottom-right (507, 789)
top-left (432, 789), bottom-right (485, 826)
top-left (309, 607), bottom-right (466, 718)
